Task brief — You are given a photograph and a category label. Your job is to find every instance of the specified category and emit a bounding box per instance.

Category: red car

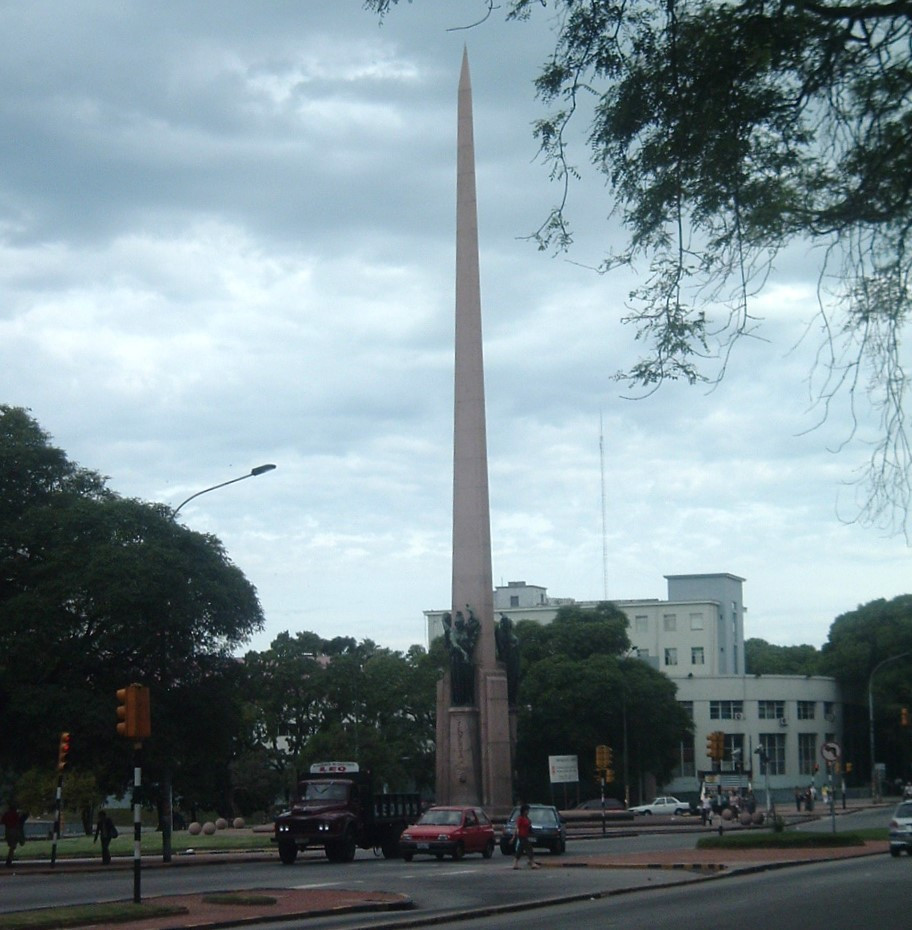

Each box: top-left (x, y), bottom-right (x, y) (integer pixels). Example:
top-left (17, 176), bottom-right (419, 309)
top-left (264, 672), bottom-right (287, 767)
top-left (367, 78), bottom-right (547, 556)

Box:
top-left (398, 805), bottom-right (495, 861)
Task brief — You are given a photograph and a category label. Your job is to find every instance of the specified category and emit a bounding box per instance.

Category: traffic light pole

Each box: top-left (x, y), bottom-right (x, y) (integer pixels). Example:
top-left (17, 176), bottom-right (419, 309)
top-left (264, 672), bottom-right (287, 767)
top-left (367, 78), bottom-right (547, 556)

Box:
top-left (132, 743), bottom-right (143, 904)
top-left (50, 772), bottom-right (63, 867)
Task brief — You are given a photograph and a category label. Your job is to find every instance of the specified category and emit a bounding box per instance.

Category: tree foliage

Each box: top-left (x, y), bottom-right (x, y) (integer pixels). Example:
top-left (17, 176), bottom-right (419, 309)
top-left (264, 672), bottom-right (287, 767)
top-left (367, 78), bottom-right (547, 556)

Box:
top-left (367, 0), bottom-right (912, 535)
top-left (0, 406), bottom-right (264, 813)
top-left (745, 638), bottom-right (821, 675)
top-left (513, 602), bottom-right (691, 800)
top-left (820, 595), bottom-right (912, 782)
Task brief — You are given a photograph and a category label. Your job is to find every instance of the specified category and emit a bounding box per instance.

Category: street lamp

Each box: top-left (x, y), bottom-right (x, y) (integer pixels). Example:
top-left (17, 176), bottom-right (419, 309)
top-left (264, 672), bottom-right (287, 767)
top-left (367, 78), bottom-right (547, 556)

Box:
top-left (868, 651), bottom-right (911, 801)
top-left (173, 463), bottom-right (277, 516)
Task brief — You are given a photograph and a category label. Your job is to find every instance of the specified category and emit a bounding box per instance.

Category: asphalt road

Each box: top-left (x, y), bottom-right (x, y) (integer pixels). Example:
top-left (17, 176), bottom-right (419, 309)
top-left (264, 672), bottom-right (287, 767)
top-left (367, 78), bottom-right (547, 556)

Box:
top-left (407, 856), bottom-right (909, 930)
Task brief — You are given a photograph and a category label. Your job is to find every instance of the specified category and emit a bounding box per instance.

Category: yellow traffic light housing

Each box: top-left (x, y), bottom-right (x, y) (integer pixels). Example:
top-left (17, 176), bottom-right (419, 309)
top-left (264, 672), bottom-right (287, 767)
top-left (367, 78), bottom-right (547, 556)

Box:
top-left (706, 730), bottom-right (725, 762)
top-left (902, 707), bottom-right (909, 727)
top-left (57, 731), bottom-right (71, 771)
top-left (116, 684), bottom-right (151, 741)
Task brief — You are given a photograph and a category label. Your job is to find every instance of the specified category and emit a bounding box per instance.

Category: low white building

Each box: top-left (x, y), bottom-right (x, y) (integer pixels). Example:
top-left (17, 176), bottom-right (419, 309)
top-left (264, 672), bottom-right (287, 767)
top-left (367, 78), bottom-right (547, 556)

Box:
top-left (425, 573), bottom-right (842, 800)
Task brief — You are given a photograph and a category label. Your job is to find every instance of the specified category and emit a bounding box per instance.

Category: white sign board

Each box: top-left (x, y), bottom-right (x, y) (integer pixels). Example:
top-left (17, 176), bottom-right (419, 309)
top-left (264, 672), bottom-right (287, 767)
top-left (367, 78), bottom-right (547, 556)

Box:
top-left (548, 754), bottom-right (579, 784)
top-left (820, 742), bottom-right (841, 763)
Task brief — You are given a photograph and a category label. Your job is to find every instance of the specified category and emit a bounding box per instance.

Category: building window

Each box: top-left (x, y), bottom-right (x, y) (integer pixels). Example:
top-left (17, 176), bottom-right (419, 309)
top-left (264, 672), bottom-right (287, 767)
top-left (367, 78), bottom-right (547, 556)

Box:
top-left (758, 700), bottom-right (785, 720)
top-left (510, 595), bottom-right (519, 607)
top-left (664, 647), bottom-right (678, 666)
top-left (823, 702), bottom-right (836, 722)
top-left (709, 700), bottom-right (744, 720)
top-left (679, 701), bottom-right (694, 719)
top-left (691, 647), bottom-right (705, 665)
top-left (634, 615), bottom-right (648, 633)
top-left (798, 733), bottom-right (817, 775)
top-left (689, 612), bottom-right (704, 630)
top-left (663, 613), bottom-right (677, 632)
top-left (759, 733), bottom-right (786, 775)
top-left (797, 701), bottom-right (815, 720)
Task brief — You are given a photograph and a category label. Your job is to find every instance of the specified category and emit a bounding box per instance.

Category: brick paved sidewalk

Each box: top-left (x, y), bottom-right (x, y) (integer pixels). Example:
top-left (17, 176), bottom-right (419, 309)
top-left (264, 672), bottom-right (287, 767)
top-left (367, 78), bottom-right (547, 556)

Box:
top-left (75, 888), bottom-right (412, 930)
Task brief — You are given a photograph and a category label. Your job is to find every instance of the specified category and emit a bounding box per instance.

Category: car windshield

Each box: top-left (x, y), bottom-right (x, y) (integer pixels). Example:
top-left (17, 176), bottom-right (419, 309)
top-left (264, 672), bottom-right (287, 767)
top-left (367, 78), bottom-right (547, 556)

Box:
top-left (301, 783), bottom-right (349, 802)
top-left (419, 809), bottom-right (463, 826)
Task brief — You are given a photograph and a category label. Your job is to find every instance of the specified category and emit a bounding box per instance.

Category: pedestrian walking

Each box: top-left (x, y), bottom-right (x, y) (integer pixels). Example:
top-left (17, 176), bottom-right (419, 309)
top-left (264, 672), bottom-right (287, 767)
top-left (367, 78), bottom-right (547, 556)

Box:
top-left (701, 794), bottom-right (712, 826)
top-left (2, 801), bottom-right (23, 868)
top-left (512, 804), bottom-right (540, 869)
top-left (93, 810), bottom-right (118, 865)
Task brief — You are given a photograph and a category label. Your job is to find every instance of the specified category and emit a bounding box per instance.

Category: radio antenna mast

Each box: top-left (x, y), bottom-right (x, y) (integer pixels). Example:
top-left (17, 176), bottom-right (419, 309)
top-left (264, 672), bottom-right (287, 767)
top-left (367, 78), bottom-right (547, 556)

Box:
top-left (599, 412), bottom-right (608, 600)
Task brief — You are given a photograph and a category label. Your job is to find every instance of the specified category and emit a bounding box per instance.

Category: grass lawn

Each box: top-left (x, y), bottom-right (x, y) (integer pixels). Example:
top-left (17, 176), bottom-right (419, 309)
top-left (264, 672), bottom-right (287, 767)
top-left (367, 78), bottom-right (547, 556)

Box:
top-left (697, 826), bottom-right (886, 849)
top-left (14, 827), bottom-right (275, 861)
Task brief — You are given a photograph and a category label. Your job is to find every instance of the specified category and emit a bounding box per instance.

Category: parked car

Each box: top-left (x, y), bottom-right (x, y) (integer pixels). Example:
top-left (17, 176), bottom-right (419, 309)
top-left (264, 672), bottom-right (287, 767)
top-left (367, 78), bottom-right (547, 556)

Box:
top-left (574, 798), bottom-right (626, 811)
top-left (500, 803), bottom-right (567, 855)
top-left (398, 806), bottom-right (495, 861)
top-left (888, 800), bottom-right (912, 856)
top-left (628, 796), bottom-right (690, 816)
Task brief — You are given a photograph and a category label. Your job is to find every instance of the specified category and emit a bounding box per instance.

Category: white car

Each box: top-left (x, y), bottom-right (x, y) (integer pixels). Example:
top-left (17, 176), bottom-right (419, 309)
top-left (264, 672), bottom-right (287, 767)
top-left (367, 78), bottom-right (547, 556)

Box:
top-left (629, 796), bottom-right (690, 816)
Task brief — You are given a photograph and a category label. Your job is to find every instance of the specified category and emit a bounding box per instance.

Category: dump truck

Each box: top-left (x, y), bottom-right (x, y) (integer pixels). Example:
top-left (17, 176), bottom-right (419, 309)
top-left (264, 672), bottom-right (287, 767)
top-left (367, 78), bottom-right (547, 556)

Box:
top-left (273, 761), bottom-right (422, 864)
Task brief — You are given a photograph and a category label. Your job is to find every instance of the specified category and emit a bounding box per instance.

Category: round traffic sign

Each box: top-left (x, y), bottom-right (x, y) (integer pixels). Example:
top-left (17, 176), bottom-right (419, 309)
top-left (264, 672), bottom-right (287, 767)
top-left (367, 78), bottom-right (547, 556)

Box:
top-left (821, 741), bottom-right (841, 763)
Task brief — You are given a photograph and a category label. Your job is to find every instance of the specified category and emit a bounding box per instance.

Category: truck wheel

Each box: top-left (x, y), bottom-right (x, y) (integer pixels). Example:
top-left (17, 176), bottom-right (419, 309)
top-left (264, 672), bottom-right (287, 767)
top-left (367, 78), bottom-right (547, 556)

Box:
top-left (278, 840), bottom-right (298, 865)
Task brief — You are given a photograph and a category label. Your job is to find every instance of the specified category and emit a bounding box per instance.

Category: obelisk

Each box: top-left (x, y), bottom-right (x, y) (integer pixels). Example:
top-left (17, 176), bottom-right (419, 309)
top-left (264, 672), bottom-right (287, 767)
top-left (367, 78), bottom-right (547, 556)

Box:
top-left (435, 48), bottom-right (513, 813)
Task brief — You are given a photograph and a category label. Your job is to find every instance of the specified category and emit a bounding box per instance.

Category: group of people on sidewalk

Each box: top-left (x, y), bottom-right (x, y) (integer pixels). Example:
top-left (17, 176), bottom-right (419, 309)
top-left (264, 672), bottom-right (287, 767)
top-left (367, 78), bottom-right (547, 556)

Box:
top-left (2, 799), bottom-right (118, 867)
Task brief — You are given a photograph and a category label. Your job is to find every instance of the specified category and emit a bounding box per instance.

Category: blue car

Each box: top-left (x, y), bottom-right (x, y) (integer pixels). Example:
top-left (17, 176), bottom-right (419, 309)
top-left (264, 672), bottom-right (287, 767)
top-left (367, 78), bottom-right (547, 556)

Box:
top-left (500, 803), bottom-right (567, 855)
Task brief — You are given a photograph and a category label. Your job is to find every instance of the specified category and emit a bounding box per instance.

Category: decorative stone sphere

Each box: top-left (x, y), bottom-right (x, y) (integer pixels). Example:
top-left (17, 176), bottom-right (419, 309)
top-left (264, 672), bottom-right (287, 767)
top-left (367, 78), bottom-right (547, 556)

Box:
top-left (215, 818), bottom-right (228, 830)
top-left (752, 811), bottom-right (765, 825)
top-left (188, 822), bottom-right (202, 835)
top-left (233, 817), bottom-right (245, 829)
top-left (721, 808), bottom-right (733, 820)
top-left (202, 821), bottom-right (217, 835)
top-left (740, 812), bottom-right (753, 826)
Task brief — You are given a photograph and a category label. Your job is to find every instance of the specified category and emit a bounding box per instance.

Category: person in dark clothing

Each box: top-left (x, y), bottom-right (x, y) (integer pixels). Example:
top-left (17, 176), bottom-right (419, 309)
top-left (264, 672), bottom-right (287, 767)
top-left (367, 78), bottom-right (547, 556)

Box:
top-left (2, 802), bottom-right (22, 867)
top-left (93, 811), bottom-right (117, 865)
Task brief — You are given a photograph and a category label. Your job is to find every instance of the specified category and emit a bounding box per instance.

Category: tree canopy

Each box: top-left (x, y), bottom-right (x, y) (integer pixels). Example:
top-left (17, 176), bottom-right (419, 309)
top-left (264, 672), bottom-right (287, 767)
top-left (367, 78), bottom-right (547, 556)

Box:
top-left (367, 0), bottom-right (912, 535)
top-left (0, 406), bottom-right (265, 812)
top-left (513, 603), bottom-right (691, 800)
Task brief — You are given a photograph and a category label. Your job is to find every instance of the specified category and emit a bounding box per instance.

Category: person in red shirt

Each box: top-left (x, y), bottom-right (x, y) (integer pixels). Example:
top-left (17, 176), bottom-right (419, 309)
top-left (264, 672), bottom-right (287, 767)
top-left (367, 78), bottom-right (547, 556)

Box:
top-left (512, 804), bottom-right (540, 869)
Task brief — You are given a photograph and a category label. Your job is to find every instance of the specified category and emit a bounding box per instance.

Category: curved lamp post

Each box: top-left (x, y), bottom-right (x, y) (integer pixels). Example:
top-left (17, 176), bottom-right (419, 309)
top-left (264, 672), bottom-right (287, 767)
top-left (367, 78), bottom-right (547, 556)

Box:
top-left (868, 651), bottom-right (911, 801)
top-left (173, 463), bottom-right (276, 516)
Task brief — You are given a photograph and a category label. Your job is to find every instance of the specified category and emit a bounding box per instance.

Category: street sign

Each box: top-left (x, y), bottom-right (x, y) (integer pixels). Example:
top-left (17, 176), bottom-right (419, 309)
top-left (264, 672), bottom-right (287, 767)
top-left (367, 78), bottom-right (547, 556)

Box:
top-left (821, 741), bottom-right (841, 763)
top-left (548, 754), bottom-right (579, 784)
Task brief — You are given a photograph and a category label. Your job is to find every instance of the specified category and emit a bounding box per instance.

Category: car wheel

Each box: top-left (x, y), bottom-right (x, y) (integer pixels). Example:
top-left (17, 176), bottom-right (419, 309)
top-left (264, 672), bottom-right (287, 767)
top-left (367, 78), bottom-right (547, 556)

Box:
top-left (402, 852), bottom-right (413, 862)
top-left (551, 839), bottom-right (565, 855)
top-left (483, 839), bottom-right (494, 859)
top-left (674, 808), bottom-right (686, 816)
top-left (890, 846), bottom-right (901, 857)
top-left (643, 810), bottom-right (652, 815)
top-left (453, 842), bottom-right (465, 860)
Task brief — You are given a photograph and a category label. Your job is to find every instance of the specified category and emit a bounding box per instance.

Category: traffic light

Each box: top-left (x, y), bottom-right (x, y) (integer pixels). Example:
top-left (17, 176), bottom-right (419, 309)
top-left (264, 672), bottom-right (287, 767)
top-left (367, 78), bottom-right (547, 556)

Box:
top-left (902, 707), bottom-right (909, 727)
top-left (116, 684), bottom-right (151, 741)
top-left (706, 730), bottom-right (725, 761)
top-left (57, 731), bottom-right (71, 771)
top-left (596, 744), bottom-right (611, 770)
top-left (846, 762), bottom-right (853, 774)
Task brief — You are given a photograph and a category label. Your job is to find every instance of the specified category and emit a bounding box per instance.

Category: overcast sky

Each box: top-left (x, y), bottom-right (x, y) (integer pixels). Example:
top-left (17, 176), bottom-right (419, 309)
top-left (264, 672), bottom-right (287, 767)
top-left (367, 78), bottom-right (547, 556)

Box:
top-left (2, 1), bottom-right (908, 657)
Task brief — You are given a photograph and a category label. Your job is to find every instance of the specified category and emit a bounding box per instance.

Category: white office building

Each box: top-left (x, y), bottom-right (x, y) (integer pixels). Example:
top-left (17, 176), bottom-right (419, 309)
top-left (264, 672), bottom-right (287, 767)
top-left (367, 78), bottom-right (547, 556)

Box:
top-left (425, 573), bottom-right (842, 800)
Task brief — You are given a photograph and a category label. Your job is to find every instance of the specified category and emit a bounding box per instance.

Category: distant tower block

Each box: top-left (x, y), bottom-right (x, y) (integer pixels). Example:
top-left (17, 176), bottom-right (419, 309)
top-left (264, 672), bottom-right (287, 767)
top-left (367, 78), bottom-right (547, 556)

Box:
top-left (435, 48), bottom-right (513, 814)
